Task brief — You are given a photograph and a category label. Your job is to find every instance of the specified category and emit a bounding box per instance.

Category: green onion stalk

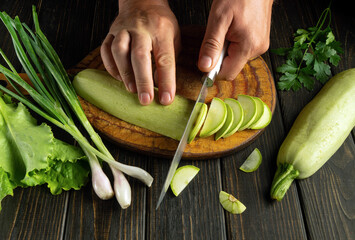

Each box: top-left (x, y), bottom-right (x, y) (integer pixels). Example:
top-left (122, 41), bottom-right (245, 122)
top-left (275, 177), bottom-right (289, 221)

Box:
top-left (0, 7), bottom-right (153, 208)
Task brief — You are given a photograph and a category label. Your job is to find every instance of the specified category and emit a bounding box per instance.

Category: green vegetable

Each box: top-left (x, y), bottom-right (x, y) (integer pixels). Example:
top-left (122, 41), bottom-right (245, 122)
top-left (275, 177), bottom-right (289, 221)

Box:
top-left (170, 165), bottom-right (200, 196)
top-left (239, 148), bottom-right (262, 173)
top-left (249, 100), bottom-right (272, 130)
top-left (215, 103), bottom-right (234, 140)
top-left (188, 103), bottom-right (207, 143)
top-left (272, 7), bottom-right (343, 91)
top-left (270, 69), bottom-right (355, 201)
top-left (237, 95), bottom-right (258, 131)
top-left (0, 7), bottom-right (153, 208)
top-left (199, 97), bottom-right (227, 138)
top-left (0, 94), bottom-right (89, 211)
top-left (222, 98), bottom-right (244, 138)
top-left (219, 191), bottom-right (246, 214)
top-left (73, 69), bottom-right (194, 141)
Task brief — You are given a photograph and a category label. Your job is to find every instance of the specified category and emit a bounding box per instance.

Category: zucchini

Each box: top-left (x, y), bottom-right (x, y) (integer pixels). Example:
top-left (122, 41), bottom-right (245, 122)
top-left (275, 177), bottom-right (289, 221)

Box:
top-left (73, 69), bottom-right (194, 140)
top-left (271, 69), bottom-right (355, 201)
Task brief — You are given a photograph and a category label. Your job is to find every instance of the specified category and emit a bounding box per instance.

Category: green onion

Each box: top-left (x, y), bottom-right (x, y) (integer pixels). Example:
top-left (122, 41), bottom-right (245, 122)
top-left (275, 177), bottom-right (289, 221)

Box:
top-left (0, 6), bottom-right (153, 208)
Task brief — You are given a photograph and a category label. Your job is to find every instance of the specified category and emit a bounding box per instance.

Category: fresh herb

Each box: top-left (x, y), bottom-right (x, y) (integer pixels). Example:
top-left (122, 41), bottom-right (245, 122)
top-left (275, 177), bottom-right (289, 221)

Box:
top-left (0, 94), bottom-right (89, 211)
top-left (0, 6), bottom-right (153, 209)
top-left (272, 7), bottom-right (343, 91)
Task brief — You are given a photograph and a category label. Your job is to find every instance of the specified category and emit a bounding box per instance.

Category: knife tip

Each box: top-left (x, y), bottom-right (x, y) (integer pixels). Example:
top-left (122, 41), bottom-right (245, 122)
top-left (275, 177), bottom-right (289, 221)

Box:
top-left (155, 193), bottom-right (165, 210)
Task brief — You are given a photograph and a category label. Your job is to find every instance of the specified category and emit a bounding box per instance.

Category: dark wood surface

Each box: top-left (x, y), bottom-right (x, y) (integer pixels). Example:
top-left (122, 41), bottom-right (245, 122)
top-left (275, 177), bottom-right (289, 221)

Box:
top-left (0, 0), bottom-right (354, 239)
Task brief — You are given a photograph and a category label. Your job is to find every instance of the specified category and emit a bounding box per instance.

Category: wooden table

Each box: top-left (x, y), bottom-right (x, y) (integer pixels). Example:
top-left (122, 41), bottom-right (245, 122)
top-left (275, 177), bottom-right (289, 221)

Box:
top-left (0, 0), bottom-right (354, 239)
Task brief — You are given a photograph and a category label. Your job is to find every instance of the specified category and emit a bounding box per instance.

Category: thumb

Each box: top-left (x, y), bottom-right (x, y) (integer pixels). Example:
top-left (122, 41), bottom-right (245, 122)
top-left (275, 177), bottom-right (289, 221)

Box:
top-left (198, 15), bottom-right (229, 72)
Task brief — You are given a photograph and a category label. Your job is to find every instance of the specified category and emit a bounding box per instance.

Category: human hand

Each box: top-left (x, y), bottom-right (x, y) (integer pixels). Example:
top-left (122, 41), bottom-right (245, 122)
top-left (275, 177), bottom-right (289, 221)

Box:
top-left (101, 0), bottom-right (181, 105)
top-left (198, 0), bottom-right (273, 80)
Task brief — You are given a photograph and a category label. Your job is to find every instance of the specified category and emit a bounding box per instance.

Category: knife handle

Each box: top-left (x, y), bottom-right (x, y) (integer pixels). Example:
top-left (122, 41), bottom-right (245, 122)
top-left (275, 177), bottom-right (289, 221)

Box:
top-left (205, 41), bottom-right (229, 87)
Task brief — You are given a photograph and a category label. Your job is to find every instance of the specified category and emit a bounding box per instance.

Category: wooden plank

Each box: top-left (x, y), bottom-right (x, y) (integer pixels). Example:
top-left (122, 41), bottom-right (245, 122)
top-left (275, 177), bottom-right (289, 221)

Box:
top-left (148, 1), bottom-right (226, 238)
top-left (88, 0), bottom-right (118, 51)
top-left (294, 0), bottom-right (355, 239)
top-left (65, 147), bottom-right (148, 240)
top-left (221, 43), bottom-right (307, 238)
top-left (70, 39), bottom-right (276, 160)
top-left (0, 2), bottom-right (69, 240)
top-left (169, 0), bottom-right (211, 25)
top-left (50, 1), bottom-right (149, 239)
top-left (269, 0), bottom-right (355, 239)
top-left (221, 104), bottom-right (307, 239)
top-left (148, 158), bottom-right (227, 239)
top-left (34, 0), bottom-right (97, 69)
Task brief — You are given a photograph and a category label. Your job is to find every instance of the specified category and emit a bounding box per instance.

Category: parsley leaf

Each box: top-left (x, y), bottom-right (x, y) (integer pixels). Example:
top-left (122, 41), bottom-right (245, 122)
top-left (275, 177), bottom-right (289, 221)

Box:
top-left (272, 7), bottom-right (343, 91)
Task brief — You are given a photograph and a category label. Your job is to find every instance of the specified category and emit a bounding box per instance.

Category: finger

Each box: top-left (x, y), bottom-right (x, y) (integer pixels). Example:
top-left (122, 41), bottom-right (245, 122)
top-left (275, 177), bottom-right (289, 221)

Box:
top-left (218, 42), bottom-right (249, 81)
top-left (153, 36), bottom-right (176, 105)
top-left (101, 34), bottom-right (121, 81)
top-left (198, 9), bottom-right (231, 72)
top-left (130, 31), bottom-right (154, 105)
top-left (111, 30), bottom-right (137, 93)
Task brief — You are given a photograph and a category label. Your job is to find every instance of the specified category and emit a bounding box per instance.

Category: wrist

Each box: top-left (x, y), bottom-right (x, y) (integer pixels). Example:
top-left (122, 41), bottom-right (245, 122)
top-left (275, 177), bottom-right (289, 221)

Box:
top-left (119, 0), bottom-right (169, 9)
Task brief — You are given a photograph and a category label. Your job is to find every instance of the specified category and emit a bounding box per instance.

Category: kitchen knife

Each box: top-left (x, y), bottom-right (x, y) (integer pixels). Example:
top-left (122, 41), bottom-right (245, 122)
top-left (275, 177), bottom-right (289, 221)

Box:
top-left (156, 42), bottom-right (228, 209)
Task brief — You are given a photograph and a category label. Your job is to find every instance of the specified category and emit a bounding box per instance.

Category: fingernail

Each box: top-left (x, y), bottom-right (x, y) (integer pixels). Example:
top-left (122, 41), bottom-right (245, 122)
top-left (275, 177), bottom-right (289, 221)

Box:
top-left (199, 55), bottom-right (212, 69)
top-left (160, 92), bottom-right (171, 105)
top-left (139, 92), bottom-right (151, 105)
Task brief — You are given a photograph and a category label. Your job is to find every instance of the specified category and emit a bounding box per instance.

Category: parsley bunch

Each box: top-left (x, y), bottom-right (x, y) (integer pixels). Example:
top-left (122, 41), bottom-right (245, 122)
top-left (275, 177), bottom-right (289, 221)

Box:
top-left (272, 7), bottom-right (343, 91)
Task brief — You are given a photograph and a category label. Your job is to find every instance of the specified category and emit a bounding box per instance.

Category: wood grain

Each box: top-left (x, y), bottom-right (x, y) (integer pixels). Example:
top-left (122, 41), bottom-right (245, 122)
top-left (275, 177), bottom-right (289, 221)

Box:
top-left (0, 25), bottom-right (276, 159)
top-left (67, 26), bottom-right (276, 159)
top-left (148, 157), bottom-right (227, 239)
top-left (269, 0), bottom-right (355, 239)
top-left (0, 2), bottom-right (69, 240)
top-left (0, 0), bottom-right (354, 239)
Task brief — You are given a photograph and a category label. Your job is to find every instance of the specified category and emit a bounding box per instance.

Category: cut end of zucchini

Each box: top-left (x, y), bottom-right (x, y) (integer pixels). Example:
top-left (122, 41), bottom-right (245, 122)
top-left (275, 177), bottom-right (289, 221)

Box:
top-left (239, 148), bottom-right (262, 172)
top-left (188, 103), bottom-right (208, 143)
top-left (237, 95), bottom-right (257, 131)
top-left (250, 101), bottom-right (272, 129)
top-left (215, 103), bottom-right (234, 140)
top-left (170, 165), bottom-right (200, 196)
top-left (222, 98), bottom-right (244, 138)
top-left (199, 98), bottom-right (227, 138)
top-left (219, 191), bottom-right (246, 214)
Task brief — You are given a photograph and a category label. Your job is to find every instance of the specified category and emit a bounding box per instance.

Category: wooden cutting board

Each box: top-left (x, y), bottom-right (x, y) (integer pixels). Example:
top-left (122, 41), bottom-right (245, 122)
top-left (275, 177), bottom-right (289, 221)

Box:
top-left (0, 26), bottom-right (276, 160)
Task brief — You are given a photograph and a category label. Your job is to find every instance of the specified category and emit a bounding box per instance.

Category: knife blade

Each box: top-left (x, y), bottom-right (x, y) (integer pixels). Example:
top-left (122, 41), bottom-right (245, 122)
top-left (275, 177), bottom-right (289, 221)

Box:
top-left (156, 42), bottom-right (228, 209)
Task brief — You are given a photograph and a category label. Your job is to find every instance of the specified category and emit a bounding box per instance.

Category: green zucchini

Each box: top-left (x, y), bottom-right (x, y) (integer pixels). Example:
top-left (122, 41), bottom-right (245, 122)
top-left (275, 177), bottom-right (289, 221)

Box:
top-left (270, 69), bottom-right (355, 201)
top-left (73, 69), bottom-right (194, 140)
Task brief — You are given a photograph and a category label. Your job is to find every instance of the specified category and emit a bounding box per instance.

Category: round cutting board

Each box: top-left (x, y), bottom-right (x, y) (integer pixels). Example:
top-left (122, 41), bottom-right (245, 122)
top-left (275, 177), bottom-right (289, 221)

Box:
top-left (1, 26), bottom-right (276, 160)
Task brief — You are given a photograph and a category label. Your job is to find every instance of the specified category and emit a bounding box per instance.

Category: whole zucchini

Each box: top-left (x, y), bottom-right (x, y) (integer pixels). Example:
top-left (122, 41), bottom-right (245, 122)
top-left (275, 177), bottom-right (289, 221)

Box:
top-left (271, 69), bottom-right (355, 201)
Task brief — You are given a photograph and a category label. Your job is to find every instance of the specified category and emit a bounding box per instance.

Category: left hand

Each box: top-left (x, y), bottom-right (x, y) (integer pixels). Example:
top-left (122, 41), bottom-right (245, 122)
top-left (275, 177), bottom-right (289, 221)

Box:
top-left (198, 0), bottom-right (274, 80)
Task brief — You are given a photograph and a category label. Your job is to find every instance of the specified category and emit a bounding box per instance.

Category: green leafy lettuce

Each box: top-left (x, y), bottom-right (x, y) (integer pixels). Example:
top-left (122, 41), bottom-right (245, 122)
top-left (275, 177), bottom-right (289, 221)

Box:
top-left (0, 94), bottom-right (89, 211)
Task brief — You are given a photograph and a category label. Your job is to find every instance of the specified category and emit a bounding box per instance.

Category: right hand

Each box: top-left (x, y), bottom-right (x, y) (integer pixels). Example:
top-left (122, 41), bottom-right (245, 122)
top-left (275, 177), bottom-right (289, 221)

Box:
top-left (101, 0), bottom-right (181, 105)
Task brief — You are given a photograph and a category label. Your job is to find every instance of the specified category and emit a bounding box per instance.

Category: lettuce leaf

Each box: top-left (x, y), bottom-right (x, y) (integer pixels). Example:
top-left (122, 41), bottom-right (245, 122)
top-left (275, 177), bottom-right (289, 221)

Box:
top-left (0, 167), bottom-right (15, 211)
top-left (0, 94), bottom-right (89, 211)
top-left (22, 139), bottom-right (89, 194)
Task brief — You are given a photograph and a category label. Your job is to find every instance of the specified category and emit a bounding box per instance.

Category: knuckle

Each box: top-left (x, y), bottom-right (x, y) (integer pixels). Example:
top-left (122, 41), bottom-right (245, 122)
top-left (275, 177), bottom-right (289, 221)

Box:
top-left (136, 80), bottom-right (152, 90)
top-left (111, 34), bottom-right (129, 53)
top-left (225, 74), bottom-right (237, 81)
top-left (250, 37), bottom-right (270, 56)
top-left (101, 39), bottom-right (111, 50)
top-left (120, 69), bottom-right (133, 79)
top-left (156, 53), bottom-right (174, 68)
top-left (132, 47), bottom-right (150, 60)
top-left (202, 38), bottom-right (222, 53)
top-left (258, 41), bottom-right (270, 54)
top-left (156, 16), bottom-right (174, 30)
top-left (105, 64), bottom-right (116, 73)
